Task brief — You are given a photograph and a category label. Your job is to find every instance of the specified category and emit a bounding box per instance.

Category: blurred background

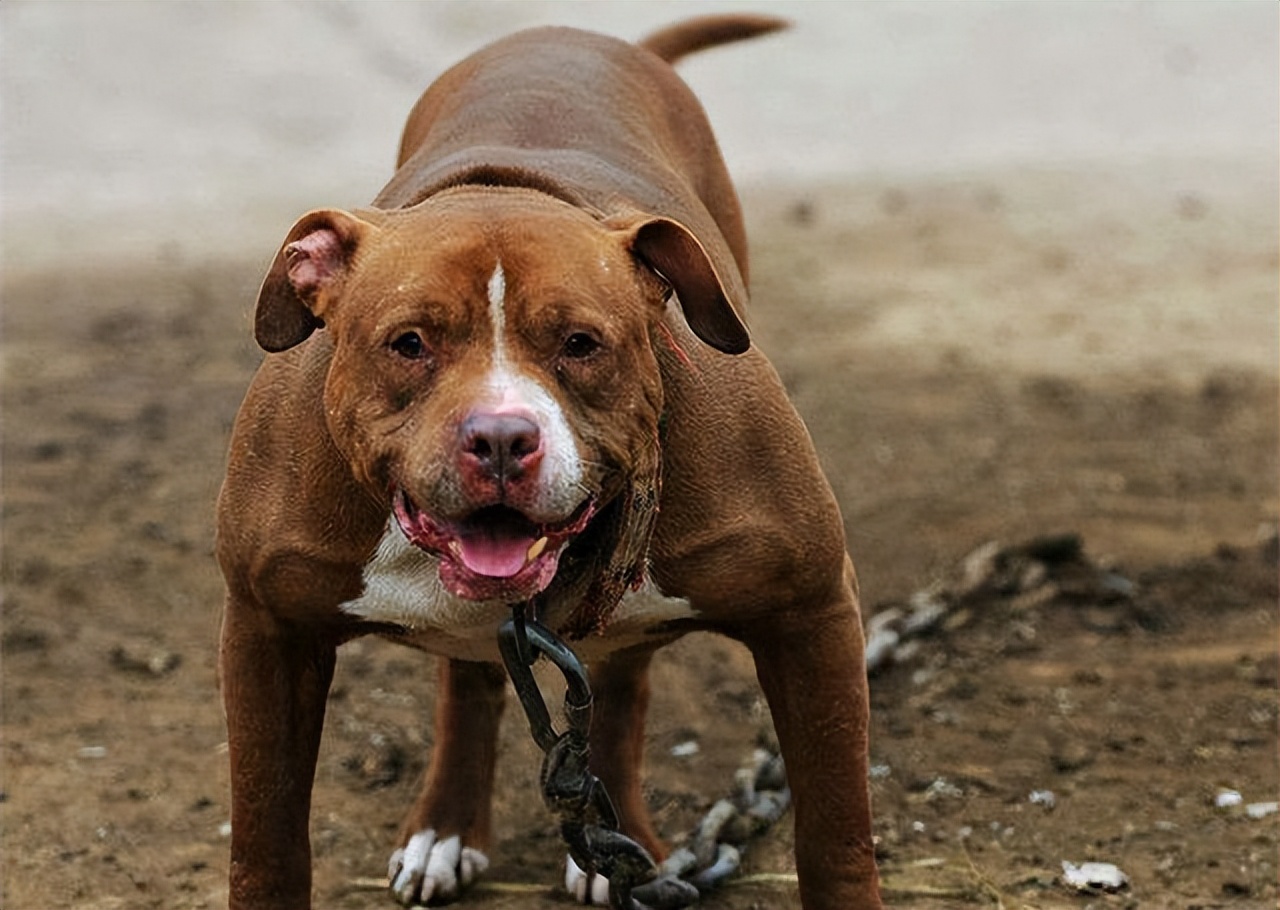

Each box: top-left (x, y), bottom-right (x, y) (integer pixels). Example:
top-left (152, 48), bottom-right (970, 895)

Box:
top-left (5, 2), bottom-right (1276, 268)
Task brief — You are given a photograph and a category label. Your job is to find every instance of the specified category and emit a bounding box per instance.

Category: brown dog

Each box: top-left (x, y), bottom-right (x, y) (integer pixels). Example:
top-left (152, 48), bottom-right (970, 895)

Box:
top-left (217, 14), bottom-right (881, 910)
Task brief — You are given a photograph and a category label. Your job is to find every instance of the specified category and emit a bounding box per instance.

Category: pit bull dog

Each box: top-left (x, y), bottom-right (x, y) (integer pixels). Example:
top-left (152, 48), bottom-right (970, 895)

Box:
top-left (217, 14), bottom-right (881, 910)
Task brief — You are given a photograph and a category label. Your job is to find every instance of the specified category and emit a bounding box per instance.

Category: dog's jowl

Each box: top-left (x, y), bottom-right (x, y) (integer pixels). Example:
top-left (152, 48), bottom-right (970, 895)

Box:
top-left (218, 14), bottom-right (882, 910)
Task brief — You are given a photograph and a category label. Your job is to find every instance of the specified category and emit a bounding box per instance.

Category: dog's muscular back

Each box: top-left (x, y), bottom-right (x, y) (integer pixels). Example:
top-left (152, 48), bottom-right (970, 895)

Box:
top-left (382, 18), bottom-right (786, 296)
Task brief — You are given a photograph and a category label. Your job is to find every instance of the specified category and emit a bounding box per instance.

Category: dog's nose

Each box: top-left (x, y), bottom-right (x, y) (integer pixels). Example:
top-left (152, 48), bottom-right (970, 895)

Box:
top-left (460, 412), bottom-right (543, 483)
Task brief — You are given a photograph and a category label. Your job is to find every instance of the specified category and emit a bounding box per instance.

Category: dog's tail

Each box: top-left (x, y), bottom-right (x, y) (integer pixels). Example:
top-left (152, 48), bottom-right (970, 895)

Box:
top-left (639, 13), bottom-right (788, 65)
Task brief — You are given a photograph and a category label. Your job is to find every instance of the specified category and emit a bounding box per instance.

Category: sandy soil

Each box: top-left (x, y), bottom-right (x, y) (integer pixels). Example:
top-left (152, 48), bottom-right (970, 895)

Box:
top-left (3, 159), bottom-right (1276, 910)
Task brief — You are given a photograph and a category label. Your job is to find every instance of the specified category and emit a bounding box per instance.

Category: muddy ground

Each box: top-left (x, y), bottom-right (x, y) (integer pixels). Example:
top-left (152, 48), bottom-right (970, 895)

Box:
top-left (3, 167), bottom-right (1276, 910)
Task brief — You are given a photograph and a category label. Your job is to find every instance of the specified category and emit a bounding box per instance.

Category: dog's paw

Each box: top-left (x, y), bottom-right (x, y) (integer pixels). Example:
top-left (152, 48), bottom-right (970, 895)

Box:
top-left (565, 854), bottom-right (611, 905)
top-left (388, 829), bottom-right (488, 906)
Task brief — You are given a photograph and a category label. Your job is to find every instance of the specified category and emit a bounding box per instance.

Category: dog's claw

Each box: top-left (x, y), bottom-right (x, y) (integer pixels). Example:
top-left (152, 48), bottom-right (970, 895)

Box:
top-left (389, 830), bottom-right (488, 906)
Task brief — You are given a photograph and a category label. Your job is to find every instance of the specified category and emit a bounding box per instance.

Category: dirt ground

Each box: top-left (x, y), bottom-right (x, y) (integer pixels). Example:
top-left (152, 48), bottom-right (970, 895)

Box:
top-left (2, 164), bottom-right (1276, 910)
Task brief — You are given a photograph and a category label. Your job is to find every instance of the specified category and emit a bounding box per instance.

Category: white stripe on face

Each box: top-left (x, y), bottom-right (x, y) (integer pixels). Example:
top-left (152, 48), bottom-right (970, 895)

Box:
top-left (488, 262), bottom-right (507, 366)
top-left (481, 261), bottom-right (585, 518)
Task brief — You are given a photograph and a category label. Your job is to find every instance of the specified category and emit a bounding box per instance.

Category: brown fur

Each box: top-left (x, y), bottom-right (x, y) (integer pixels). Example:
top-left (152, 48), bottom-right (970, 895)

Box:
top-left (218, 15), bottom-right (880, 910)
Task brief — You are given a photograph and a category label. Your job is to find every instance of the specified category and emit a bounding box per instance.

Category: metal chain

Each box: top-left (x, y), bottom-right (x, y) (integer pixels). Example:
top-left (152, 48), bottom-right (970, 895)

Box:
top-left (496, 603), bottom-right (790, 910)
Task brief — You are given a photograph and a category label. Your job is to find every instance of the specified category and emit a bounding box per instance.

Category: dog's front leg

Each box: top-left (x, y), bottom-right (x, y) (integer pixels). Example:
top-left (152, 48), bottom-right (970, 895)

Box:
top-left (743, 570), bottom-right (883, 910)
top-left (220, 598), bottom-right (337, 910)
top-left (389, 658), bottom-right (505, 906)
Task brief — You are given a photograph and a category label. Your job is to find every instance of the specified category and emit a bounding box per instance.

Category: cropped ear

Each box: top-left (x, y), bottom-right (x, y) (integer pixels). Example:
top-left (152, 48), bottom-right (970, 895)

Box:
top-left (619, 216), bottom-right (750, 355)
top-left (254, 208), bottom-right (378, 352)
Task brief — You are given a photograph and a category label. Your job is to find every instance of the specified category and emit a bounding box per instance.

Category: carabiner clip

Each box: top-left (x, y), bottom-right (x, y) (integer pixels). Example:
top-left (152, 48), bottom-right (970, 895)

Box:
top-left (498, 602), bottom-right (594, 750)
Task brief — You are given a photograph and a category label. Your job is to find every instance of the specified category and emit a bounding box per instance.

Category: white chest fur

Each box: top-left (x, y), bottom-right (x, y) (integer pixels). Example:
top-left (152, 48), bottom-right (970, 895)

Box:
top-left (340, 521), bottom-right (697, 661)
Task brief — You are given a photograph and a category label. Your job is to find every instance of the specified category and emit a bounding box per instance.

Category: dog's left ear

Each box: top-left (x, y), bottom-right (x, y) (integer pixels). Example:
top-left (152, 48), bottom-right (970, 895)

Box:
top-left (618, 216), bottom-right (750, 355)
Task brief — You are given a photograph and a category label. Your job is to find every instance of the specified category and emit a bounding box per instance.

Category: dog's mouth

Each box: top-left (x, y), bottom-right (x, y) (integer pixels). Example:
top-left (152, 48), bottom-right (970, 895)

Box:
top-left (392, 490), bottom-right (597, 602)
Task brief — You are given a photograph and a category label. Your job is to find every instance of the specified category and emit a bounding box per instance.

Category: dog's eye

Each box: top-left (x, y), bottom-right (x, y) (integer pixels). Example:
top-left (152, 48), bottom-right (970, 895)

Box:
top-left (561, 332), bottom-right (602, 360)
top-left (389, 331), bottom-right (428, 360)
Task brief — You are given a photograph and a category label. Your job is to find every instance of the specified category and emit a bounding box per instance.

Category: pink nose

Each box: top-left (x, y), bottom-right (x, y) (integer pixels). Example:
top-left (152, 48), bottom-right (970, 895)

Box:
top-left (459, 412), bottom-right (543, 484)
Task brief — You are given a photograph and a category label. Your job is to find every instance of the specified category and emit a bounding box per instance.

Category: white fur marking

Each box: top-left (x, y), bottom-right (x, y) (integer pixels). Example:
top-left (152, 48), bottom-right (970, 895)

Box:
top-left (423, 834), bottom-right (461, 899)
top-left (343, 525), bottom-right (698, 661)
top-left (488, 262), bottom-right (507, 365)
top-left (478, 259), bottom-right (585, 517)
top-left (340, 521), bottom-right (508, 655)
top-left (390, 828), bottom-right (489, 904)
top-left (565, 855), bottom-right (611, 904)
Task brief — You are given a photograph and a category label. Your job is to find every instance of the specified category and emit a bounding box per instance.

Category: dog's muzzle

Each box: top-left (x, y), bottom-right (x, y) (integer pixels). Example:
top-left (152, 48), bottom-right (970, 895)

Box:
top-left (393, 490), bottom-right (597, 602)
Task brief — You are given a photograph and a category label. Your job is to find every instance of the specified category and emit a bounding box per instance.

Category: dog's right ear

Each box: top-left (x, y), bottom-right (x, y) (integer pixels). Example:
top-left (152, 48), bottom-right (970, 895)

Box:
top-left (255, 209), bottom-right (378, 352)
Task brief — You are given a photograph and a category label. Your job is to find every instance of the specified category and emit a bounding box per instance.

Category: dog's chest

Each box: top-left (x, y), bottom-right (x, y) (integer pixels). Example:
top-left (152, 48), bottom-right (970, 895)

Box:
top-left (340, 521), bottom-right (696, 661)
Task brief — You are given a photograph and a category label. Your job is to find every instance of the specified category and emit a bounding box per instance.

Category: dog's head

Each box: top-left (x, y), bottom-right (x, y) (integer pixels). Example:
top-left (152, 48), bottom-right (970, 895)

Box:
top-left (254, 188), bottom-right (747, 618)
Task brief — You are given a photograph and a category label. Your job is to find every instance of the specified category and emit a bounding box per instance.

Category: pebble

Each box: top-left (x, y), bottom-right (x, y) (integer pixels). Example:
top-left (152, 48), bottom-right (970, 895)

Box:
top-left (1061, 860), bottom-right (1130, 893)
top-left (1029, 789), bottom-right (1057, 809)
top-left (1245, 801), bottom-right (1278, 819)
top-left (957, 540), bottom-right (1002, 598)
top-left (670, 740), bottom-right (700, 758)
top-left (1214, 788), bottom-right (1244, 808)
top-left (110, 643), bottom-right (181, 677)
top-left (923, 778), bottom-right (964, 802)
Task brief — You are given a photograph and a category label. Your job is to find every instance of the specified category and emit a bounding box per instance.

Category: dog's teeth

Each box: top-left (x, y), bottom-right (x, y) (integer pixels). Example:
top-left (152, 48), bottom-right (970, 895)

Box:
top-left (448, 541), bottom-right (463, 558)
top-left (526, 537), bottom-right (549, 563)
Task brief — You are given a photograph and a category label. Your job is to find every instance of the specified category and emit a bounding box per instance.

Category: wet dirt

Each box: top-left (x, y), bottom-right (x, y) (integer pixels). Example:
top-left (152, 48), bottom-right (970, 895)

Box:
top-left (3, 170), bottom-right (1276, 909)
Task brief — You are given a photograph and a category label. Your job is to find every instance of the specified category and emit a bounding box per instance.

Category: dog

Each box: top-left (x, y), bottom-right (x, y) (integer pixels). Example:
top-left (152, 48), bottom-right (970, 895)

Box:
top-left (217, 14), bottom-right (881, 909)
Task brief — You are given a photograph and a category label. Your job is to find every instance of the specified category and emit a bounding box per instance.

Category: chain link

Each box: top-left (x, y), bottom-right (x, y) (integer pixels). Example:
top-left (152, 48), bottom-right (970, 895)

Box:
top-left (497, 603), bottom-right (790, 910)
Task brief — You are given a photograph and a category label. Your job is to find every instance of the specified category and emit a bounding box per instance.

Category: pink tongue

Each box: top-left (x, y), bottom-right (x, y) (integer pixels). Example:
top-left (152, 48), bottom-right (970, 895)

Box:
top-left (457, 529), bottom-right (536, 578)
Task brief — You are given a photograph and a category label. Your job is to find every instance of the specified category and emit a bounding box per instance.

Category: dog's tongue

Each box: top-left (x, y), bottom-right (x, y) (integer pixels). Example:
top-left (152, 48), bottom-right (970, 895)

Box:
top-left (456, 517), bottom-right (538, 579)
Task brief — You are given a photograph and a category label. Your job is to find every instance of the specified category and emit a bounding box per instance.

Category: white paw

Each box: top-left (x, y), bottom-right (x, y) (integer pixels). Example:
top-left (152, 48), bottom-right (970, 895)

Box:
top-left (565, 854), bottom-right (610, 904)
top-left (388, 830), bottom-right (489, 906)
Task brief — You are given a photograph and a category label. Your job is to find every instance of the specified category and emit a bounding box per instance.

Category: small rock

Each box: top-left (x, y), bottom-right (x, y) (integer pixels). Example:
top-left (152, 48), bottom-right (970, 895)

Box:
top-left (670, 740), bottom-right (700, 758)
top-left (1245, 801), bottom-right (1278, 819)
top-left (956, 540), bottom-right (1002, 598)
top-left (1017, 560), bottom-right (1049, 592)
top-left (1029, 789), bottom-right (1057, 809)
top-left (1009, 582), bottom-right (1059, 612)
top-left (1214, 788), bottom-right (1243, 809)
top-left (110, 644), bottom-right (181, 678)
top-left (923, 778), bottom-right (964, 802)
top-left (1098, 571), bottom-right (1137, 601)
top-left (942, 608), bottom-right (974, 632)
top-left (1061, 860), bottom-right (1130, 893)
